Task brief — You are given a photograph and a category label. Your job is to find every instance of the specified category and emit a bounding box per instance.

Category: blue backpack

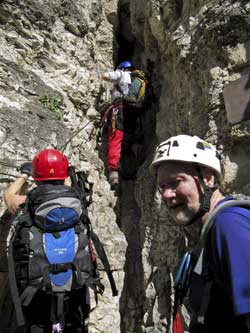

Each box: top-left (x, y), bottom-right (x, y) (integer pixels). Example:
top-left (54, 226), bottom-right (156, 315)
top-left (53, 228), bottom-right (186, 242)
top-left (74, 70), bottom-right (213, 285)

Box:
top-left (8, 172), bottom-right (117, 331)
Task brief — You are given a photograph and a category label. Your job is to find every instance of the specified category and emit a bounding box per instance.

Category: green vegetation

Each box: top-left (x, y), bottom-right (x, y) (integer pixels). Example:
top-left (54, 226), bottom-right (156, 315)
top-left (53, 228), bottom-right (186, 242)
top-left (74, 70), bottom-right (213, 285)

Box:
top-left (39, 94), bottom-right (64, 120)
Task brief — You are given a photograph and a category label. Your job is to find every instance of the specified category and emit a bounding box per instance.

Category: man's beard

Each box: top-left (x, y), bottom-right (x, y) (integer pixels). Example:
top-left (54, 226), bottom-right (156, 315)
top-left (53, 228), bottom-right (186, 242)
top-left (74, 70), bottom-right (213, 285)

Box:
top-left (168, 203), bottom-right (199, 226)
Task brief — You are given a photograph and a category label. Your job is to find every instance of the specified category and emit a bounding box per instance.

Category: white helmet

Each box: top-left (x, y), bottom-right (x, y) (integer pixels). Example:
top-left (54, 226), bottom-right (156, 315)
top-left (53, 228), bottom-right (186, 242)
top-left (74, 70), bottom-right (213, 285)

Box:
top-left (151, 134), bottom-right (221, 176)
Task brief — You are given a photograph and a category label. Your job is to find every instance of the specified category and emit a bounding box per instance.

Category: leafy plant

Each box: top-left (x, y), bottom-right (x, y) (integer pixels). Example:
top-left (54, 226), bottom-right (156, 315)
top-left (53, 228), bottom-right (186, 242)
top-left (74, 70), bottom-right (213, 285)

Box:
top-left (39, 94), bottom-right (64, 120)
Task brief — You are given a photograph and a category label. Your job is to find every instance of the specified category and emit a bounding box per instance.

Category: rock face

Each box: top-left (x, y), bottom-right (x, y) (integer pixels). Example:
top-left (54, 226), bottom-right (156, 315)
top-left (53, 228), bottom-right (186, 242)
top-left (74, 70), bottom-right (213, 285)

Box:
top-left (0, 1), bottom-right (126, 332)
top-left (0, 0), bottom-right (250, 332)
top-left (118, 0), bottom-right (250, 332)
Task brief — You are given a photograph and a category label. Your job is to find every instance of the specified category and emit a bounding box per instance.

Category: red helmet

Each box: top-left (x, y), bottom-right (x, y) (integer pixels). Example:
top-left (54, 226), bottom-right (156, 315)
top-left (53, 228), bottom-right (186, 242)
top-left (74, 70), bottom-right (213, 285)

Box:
top-left (32, 149), bottom-right (69, 181)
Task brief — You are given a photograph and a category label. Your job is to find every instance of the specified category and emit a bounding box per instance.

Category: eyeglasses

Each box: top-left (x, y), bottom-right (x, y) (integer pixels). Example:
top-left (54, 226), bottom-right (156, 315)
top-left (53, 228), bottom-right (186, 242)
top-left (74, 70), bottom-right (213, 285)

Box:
top-left (157, 180), bottom-right (181, 194)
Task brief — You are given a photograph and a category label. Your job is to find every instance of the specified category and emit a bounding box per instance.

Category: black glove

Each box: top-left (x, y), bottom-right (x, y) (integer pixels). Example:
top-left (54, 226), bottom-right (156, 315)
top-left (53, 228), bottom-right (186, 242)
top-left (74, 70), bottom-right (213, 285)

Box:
top-left (19, 162), bottom-right (32, 176)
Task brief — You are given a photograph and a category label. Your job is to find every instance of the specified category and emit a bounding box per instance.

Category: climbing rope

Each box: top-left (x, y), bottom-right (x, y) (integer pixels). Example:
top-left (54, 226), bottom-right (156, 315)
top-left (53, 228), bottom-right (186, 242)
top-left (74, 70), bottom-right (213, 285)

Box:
top-left (59, 120), bottom-right (92, 152)
top-left (0, 159), bottom-right (21, 169)
top-left (0, 159), bottom-right (32, 180)
top-left (0, 172), bottom-right (22, 178)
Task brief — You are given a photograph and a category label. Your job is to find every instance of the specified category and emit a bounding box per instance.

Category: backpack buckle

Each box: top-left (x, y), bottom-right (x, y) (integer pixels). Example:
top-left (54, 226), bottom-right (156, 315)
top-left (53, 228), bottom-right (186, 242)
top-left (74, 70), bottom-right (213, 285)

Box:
top-left (50, 263), bottom-right (71, 273)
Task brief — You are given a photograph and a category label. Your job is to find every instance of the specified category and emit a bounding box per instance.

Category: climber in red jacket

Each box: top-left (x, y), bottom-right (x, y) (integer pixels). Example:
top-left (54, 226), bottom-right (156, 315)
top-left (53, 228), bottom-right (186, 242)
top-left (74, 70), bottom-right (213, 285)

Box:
top-left (101, 60), bottom-right (133, 194)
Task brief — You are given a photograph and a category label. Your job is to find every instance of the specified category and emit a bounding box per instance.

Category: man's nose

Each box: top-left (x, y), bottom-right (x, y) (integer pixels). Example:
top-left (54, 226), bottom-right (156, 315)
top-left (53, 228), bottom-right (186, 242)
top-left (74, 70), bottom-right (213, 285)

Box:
top-left (161, 186), bottom-right (176, 200)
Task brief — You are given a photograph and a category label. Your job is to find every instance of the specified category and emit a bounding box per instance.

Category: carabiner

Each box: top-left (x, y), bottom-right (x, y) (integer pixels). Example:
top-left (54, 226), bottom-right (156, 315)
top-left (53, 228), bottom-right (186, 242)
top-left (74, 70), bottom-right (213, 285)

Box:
top-left (175, 252), bottom-right (191, 289)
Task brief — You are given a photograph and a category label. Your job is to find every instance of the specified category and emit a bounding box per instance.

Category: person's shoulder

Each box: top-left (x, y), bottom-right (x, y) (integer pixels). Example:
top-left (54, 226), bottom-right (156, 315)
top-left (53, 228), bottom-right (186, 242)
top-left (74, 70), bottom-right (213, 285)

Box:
top-left (112, 69), bottom-right (122, 75)
top-left (107, 69), bottom-right (122, 80)
top-left (216, 196), bottom-right (250, 218)
top-left (214, 202), bottom-right (250, 232)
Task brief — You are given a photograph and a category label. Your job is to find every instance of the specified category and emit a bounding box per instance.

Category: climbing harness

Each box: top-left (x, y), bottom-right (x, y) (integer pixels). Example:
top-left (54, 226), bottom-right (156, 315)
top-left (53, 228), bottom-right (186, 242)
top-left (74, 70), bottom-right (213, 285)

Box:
top-left (100, 99), bottom-right (123, 128)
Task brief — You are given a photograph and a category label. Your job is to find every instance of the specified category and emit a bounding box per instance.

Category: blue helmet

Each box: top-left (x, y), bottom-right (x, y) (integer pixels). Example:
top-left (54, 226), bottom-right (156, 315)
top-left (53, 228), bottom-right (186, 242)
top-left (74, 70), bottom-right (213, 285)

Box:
top-left (117, 60), bottom-right (132, 69)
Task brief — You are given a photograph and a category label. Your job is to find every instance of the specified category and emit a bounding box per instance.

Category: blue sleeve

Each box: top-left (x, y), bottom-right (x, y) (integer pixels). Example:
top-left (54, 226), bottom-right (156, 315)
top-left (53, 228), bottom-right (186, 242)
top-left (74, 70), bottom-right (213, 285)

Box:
top-left (212, 207), bottom-right (250, 316)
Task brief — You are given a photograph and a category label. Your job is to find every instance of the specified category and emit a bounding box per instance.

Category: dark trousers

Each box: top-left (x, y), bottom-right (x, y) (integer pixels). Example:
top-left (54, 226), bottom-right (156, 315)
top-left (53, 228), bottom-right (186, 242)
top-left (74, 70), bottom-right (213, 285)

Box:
top-left (16, 288), bottom-right (90, 333)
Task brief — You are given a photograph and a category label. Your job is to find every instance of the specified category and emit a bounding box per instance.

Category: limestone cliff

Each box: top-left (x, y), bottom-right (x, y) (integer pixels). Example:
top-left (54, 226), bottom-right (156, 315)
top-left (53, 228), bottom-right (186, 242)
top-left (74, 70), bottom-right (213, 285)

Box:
top-left (0, 0), bottom-right (250, 332)
top-left (119, 0), bottom-right (250, 332)
top-left (0, 1), bottom-right (126, 332)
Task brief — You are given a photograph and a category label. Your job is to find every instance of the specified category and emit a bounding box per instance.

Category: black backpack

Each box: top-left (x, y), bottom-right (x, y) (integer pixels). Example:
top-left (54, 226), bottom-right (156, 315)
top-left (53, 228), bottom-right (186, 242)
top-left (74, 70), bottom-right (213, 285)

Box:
top-left (7, 168), bottom-right (117, 331)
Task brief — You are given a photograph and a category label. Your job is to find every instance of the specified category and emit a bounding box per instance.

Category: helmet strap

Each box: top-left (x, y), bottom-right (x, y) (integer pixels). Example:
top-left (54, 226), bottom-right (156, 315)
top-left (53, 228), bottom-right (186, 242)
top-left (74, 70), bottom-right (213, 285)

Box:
top-left (186, 187), bottom-right (214, 226)
top-left (200, 186), bottom-right (214, 213)
top-left (186, 165), bottom-right (216, 226)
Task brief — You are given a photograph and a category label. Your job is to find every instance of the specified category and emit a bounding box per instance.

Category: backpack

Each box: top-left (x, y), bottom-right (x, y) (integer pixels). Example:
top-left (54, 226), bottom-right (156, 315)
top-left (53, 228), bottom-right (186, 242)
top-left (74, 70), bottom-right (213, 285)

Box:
top-left (7, 168), bottom-right (117, 330)
top-left (172, 196), bottom-right (250, 333)
top-left (99, 70), bottom-right (148, 135)
top-left (123, 70), bottom-right (148, 109)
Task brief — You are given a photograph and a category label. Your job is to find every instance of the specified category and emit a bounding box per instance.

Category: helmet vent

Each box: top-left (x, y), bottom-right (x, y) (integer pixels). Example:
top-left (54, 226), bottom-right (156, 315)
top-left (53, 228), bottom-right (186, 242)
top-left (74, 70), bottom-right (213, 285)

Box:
top-left (173, 140), bottom-right (179, 147)
top-left (196, 142), bottom-right (205, 150)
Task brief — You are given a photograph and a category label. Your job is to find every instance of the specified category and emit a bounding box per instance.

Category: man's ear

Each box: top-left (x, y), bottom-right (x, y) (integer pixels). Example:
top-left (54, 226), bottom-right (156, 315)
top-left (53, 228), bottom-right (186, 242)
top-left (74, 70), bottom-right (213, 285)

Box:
top-left (203, 167), bottom-right (215, 187)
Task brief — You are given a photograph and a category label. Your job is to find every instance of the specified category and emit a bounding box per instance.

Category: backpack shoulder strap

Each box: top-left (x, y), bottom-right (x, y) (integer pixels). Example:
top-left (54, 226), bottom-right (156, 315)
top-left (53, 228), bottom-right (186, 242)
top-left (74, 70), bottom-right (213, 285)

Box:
top-left (200, 198), bottom-right (250, 245)
top-left (8, 219), bottom-right (25, 327)
top-left (196, 197), bottom-right (250, 324)
top-left (69, 167), bottom-right (92, 204)
top-left (69, 167), bottom-right (93, 223)
top-left (90, 230), bottom-right (118, 297)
